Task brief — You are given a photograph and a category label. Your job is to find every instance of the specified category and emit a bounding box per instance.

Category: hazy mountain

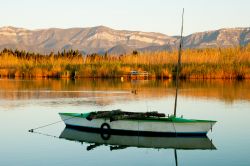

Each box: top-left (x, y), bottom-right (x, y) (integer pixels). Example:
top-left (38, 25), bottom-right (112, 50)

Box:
top-left (183, 28), bottom-right (250, 48)
top-left (107, 44), bottom-right (133, 55)
top-left (0, 26), bottom-right (249, 54)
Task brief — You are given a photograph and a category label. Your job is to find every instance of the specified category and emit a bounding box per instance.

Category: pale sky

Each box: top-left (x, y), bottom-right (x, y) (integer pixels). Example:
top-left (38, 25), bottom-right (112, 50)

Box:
top-left (0, 0), bottom-right (249, 35)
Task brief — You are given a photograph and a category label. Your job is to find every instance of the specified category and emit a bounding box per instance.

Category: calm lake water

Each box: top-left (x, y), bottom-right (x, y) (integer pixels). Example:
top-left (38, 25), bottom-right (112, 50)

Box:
top-left (0, 78), bottom-right (250, 166)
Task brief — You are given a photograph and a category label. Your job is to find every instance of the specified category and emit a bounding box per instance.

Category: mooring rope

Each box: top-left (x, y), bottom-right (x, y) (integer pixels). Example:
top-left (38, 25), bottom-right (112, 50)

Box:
top-left (28, 115), bottom-right (80, 132)
top-left (30, 129), bottom-right (89, 149)
top-left (30, 130), bottom-right (61, 139)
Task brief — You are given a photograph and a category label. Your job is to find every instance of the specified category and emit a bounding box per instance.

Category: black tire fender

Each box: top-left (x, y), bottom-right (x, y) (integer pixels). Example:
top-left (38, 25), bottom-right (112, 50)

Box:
top-left (100, 123), bottom-right (110, 131)
top-left (100, 123), bottom-right (111, 140)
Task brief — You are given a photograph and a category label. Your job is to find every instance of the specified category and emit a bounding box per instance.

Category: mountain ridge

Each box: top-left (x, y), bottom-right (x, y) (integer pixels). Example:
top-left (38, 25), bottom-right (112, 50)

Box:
top-left (0, 26), bottom-right (249, 54)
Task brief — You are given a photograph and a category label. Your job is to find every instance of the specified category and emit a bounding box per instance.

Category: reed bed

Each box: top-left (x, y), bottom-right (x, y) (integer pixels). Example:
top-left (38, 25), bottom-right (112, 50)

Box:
top-left (0, 45), bottom-right (250, 79)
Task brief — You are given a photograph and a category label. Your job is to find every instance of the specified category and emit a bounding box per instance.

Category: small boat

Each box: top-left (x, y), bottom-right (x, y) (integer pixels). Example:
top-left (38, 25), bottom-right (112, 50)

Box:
top-left (60, 127), bottom-right (216, 150)
top-left (59, 110), bottom-right (216, 136)
top-left (59, 9), bottom-right (216, 137)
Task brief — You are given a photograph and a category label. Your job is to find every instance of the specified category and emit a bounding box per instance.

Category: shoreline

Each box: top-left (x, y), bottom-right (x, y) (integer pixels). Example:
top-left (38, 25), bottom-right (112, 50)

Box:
top-left (0, 74), bottom-right (249, 80)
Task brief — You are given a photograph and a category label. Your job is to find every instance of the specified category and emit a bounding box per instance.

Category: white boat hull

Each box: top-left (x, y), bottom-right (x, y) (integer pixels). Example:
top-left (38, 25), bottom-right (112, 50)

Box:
top-left (59, 113), bottom-right (216, 136)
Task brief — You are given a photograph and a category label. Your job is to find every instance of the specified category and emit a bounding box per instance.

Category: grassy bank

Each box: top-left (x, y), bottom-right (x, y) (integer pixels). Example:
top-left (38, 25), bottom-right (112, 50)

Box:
top-left (0, 45), bottom-right (250, 79)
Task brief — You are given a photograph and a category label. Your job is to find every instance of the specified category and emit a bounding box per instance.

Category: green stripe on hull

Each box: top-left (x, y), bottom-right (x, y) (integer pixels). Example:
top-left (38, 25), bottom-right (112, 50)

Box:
top-left (59, 112), bottom-right (216, 123)
top-left (59, 112), bottom-right (90, 118)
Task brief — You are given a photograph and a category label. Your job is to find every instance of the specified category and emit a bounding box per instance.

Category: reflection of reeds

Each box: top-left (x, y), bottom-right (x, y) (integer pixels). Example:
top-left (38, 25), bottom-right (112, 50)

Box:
top-left (0, 45), bottom-right (250, 79)
top-left (0, 79), bottom-right (249, 103)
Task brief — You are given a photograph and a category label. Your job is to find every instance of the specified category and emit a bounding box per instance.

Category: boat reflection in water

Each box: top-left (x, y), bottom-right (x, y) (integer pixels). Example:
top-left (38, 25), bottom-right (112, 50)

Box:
top-left (59, 127), bottom-right (216, 151)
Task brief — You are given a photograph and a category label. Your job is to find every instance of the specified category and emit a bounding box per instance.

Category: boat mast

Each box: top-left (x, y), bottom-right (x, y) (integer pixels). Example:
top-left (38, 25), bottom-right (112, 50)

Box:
top-left (173, 8), bottom-right (184, 117)
top-left (174, 149), bottom-right (178, 166)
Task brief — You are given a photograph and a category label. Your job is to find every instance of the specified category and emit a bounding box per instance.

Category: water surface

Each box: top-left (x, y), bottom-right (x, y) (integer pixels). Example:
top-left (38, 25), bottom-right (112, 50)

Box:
top-left (0, 78), bottom-right (250, 166)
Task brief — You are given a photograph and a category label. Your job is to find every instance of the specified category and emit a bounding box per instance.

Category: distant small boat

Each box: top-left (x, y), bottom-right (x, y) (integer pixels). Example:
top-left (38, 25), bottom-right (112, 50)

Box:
top-left (59, 110), bottom-right (216, 136)
top-left (60, 127), bottom-right (216, 150)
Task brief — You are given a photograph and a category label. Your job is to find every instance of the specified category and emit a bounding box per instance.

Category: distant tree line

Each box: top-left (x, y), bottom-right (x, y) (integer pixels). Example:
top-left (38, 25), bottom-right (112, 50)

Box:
top-left (1, 48), bottom-right (82, 60)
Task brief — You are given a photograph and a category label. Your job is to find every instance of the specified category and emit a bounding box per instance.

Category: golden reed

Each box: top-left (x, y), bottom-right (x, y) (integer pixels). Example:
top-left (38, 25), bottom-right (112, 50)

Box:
top-left (0, 45), bottom-right (249, 79)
